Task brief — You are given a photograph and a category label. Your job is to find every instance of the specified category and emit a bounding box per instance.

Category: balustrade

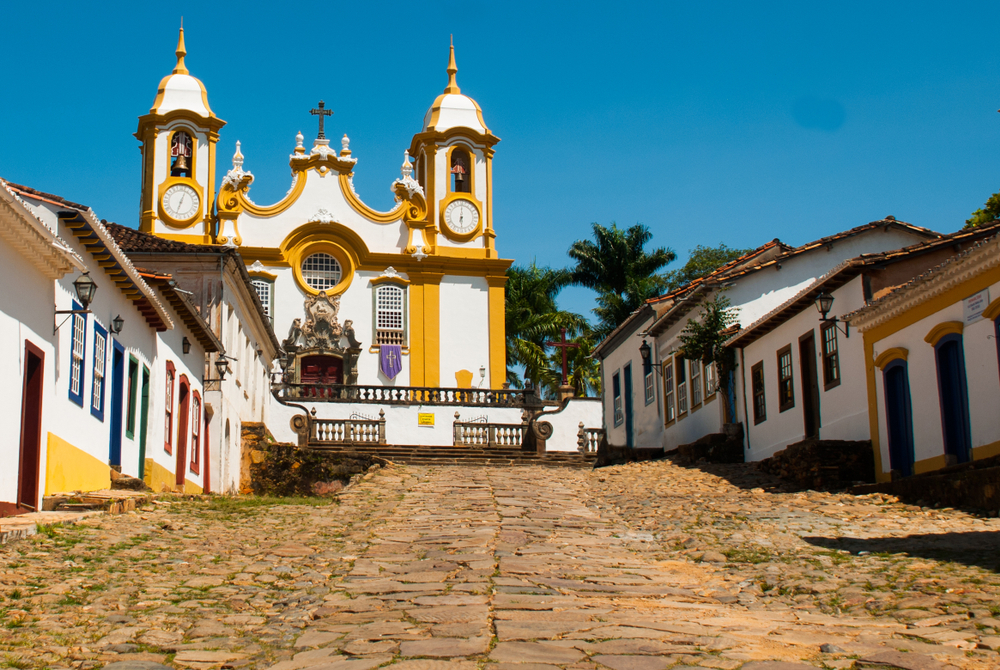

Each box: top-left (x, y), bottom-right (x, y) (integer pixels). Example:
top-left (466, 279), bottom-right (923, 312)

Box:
top-left (577, 422), bottom-right (604, 453)
top-left (310, 410), bottom-right (386, 445)
top-left (281, 383), bottom-right (531, 407)
top-left (453, 421), bottom-right (526, 448)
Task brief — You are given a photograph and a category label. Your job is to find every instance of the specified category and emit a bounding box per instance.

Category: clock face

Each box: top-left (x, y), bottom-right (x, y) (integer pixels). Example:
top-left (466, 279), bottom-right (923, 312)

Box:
top-left (444, 199), bottom-right (480, 235)
top-left (162, 184), bottom-right (200, 221)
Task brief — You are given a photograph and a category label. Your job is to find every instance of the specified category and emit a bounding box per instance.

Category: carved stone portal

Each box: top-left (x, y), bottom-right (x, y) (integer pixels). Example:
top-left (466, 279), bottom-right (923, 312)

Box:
top-left (280, 291), bottom-right (361, 388)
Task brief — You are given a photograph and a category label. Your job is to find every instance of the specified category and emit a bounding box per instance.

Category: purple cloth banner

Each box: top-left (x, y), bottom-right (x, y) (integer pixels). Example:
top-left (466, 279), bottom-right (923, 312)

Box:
top-left (380, 344), bottom-right (403, 380)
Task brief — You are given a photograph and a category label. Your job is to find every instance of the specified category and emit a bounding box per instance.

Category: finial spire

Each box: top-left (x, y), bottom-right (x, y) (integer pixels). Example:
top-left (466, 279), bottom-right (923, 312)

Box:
top-left (444, 35), bottom-right (460, 95)
top-left (173, 22), bottom-right (189, 75)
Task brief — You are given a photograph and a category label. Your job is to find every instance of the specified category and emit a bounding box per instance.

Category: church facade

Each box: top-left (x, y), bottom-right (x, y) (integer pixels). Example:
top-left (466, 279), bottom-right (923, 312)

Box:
top-left (136, 30), bottom-right (511, 396)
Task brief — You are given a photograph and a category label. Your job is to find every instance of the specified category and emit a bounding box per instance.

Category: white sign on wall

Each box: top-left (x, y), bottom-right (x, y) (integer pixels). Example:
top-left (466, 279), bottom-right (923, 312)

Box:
top-left (964, 288), bottom-right (990, 325)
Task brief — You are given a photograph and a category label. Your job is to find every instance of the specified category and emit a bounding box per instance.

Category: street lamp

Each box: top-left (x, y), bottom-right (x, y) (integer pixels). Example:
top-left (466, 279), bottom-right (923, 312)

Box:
top-left (55, 272), bottom-right (98, 333)
top-left (182, 337), bottom-right (191, 354)
top-left (814, 291), bottom-right (849, 338)
top-left (110, 314), bottom-right (124, 335)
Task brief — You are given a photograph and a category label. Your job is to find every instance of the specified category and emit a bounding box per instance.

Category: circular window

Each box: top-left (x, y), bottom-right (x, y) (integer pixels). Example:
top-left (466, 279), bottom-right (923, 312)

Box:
top-left (301, 253), bottom-right (342, 291)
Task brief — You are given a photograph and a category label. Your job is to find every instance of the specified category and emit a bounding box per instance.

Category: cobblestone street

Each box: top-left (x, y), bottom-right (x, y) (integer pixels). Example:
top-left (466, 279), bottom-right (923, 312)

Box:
top-left (2, 460), bottom-right (999, 670)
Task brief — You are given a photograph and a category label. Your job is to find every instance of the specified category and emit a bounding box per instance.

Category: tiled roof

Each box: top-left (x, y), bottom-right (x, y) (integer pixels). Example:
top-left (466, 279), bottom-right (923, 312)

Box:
top-left (106, 222), bottom-right (219, 254)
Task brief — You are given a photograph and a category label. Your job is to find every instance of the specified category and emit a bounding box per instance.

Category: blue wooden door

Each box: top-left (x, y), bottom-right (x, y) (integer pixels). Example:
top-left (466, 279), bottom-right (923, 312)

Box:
top-left (623, 364), bottom-right (634, 449)
top-left (109, 342), bottom-right (125, 467)
top-left (883, 361), bottom-right (914, 477)
top-left (935, 336), bottom-right (971, 464)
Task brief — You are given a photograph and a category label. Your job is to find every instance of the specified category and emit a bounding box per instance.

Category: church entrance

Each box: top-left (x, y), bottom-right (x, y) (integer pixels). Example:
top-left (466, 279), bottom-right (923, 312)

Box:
top-left (109, 342), bottom-right (125, 468)
top-left (175, 377), bottom-right (191, 488)
top-left (17, 342), bottom-right (44, 511)
top-left (301, 355), bottom-right (343, 385)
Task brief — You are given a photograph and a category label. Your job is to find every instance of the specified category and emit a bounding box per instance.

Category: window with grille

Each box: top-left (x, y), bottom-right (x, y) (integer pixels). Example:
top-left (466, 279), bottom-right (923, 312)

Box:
top-left (778, 345), bottom-right (794, 412)
top-left (301, 253), bottom-right (342, 291)
top-left (752, 361), bottom-right (767, 424)
top-left (663, 359), bottom-right (675, 425)
top-left (821, 322), bottom-right (841, 390)
top-left (374, 284), bottom-right (407, 346)
top-left (612, 372), bottom-right (623, 427)
top-left (69, 304), bottom-right (86, 405)
top-left (251, 279), bottom-right (273, 319)
top-left (92, 324), bottom-right (107, 420)
top-left (690, 359), bottom-right (702, 408)
top-left (676, 356), bottom-right (688, 416)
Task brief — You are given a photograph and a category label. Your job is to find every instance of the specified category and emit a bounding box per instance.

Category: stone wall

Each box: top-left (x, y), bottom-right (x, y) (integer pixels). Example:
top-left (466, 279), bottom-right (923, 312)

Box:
top-left (756, 439), bottom-right (875, 490)
top-left (674, 424), bottom-right (745, 465)
top-left (247, 443), bottom-right (384, 497)
top-left (852, 454), bottom-right (1000, 513)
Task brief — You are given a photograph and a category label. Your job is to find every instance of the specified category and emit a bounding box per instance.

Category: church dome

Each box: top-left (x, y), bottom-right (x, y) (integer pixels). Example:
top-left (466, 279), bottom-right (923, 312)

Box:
top-left (422, 43), bottom-right (489, 134)
top-left (149, 28), bottom-right (214, 118)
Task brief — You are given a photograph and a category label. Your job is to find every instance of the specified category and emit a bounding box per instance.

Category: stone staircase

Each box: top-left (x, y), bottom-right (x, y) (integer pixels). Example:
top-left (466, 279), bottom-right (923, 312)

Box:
top-left (308, 443), bottom-right (597, 468)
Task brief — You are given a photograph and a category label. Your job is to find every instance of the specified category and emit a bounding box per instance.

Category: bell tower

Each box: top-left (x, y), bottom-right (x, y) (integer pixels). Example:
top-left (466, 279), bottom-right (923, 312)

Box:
top-left (135, 27), bottom-right (225, 243)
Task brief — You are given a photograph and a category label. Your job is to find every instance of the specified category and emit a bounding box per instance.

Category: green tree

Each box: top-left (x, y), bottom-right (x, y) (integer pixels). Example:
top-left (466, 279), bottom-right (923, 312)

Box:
top-left (505, 263), bottom-right (587, 390)
top-left (677, 293), bottom-right (739, 417)
top-left (568, 222), bottom-right (676, 337)
top-left (543, 328), bottom-right (602, 398)
top-left (965, 190), bottom-right (1000, 229)
top-left (663, 243), bottom-right (754, 292)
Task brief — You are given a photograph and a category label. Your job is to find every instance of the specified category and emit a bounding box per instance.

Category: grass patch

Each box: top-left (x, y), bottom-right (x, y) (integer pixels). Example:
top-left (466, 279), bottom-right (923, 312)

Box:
top-left (723, 547), bottom-right (772, 564)
top-left (200, 495), bottom-right (335, 515)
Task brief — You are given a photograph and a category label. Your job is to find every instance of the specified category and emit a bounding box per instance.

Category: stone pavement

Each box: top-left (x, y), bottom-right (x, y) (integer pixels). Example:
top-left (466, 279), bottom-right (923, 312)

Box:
top-left (1, 460), bottom-right (998, 670)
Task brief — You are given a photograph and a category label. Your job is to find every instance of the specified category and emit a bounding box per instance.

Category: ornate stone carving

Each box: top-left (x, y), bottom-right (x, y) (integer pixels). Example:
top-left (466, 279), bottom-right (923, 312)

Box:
top-left (279, 291), bottom-right (363, 388)
top-left (309, 208), bottom-right (336, 224)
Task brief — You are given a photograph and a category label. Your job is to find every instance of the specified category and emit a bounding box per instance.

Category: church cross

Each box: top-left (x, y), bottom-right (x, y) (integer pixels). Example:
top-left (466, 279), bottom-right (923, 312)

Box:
top-left (546, 328), bottom-right (580, 387)
top-left (310, 100), bottom-right (334, 140)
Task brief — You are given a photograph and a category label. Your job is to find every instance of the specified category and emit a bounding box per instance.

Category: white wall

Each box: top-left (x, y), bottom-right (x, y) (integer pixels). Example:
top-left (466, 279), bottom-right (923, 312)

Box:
top-left (439, 275), bottom-right (491, 388)
top-left (871, 279), bottom-right (1000, 474)
top-left (740, 276), bottom-right (871, 461)
top-left (599, 312), bottom-right (659, 449)
top-left (542, 397), bottom-right (603, 452)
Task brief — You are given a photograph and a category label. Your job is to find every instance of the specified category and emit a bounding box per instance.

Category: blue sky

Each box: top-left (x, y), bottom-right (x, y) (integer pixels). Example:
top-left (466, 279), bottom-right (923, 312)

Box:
top-left (3, 2), bottom-right (1000, 319)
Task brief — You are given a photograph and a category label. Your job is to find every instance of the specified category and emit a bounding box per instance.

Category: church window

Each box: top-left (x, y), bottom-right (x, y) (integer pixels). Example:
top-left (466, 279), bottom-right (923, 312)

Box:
top-left (126, 356), bottom-right (139, 438)
top-left (374, 284), bottom-right (407, 346)
top-left (68, 303), bottom-right (86, 406)
top-left (676, 355), bottom-right (687, 417)
top-left (752, 361), bottom-right (767, 424)
top-left (612, 372), bottom-right (623, 427)
top-left (165, 361), bottom-right (176, 454)
top-left (190, 392), bottom-right (201, 474)
top-left (91, 322), bottom-right (107, 420)
top-left (821, 322), bottom-right (841, 390)
top-left (690, 359), bottom-right (702, 409)
top-left (302, 253), bottom-right (342, 291)
top-left (663, 359), bottom-right (675, 425)
top-left (251, 278), bottom-right (273, 322)
top-left (450, 148), bottom-right (471, 193)
top-left (777, 345), bottom-right (794, 412)
top-left (170, 131), bottom-right (193, 178)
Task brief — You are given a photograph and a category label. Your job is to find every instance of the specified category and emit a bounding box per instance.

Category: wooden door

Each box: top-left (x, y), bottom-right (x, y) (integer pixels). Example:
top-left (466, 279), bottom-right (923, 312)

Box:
top-left (109, 342), bottom-right (125, 468)
top-left (17, 342), bottom-right (44, 511)
top-left (884, 361), bottom-right (915, 477)
top-left (799, 333), bottom-right (821, 439)
top-left (935, 336), bottom-right (972, 464)
top-left (623, 364), bottom-right (634, 449)
top-left (175, 378), bottom-right (190, 488)
top-left (138, 366), bottom-right (150, 480)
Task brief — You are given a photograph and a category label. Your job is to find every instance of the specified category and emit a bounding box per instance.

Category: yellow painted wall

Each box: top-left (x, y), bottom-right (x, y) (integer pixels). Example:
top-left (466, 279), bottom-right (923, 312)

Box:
top-left (44, 433), bottom-right (111, 495)
top-left (144, 458), bottom-right (202, 494)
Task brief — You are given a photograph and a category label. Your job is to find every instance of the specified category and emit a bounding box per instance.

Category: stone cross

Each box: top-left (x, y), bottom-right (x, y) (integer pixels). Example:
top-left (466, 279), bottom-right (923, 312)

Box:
top-left (310, 101), bottom-right (333, 140)
top-left (546, 328), bottom-right (580, 387)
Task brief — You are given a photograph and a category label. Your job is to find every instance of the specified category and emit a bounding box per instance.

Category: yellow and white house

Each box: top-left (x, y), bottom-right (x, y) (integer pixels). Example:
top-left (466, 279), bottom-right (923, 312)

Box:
top-left (848, 233), bottom-right (1000, 481)
top-left (135, 30), bottom-right (511, 395)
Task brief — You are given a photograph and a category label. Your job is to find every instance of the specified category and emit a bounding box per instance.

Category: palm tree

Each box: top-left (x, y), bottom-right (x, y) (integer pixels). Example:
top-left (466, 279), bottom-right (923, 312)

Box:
top-left (568, 222), bottom-right (676, 336)
top-left (542, 328), bottom-right (602, 398)
top-left (505, 263), bottom-right (587, 390)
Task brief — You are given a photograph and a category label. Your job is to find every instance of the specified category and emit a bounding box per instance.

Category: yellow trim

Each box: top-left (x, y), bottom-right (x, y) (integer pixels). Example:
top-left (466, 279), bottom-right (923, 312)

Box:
top-left (924, 320), bottom-right (964, 346)
top-left (370, 274), bottom-right (411, 287)
top-left (408, 274), bottom-right (442, 386)
top-left (984, 296), bottom-right (1000, 321)
top-left (154, 232), bottom-right (215, 245)
top-left (446, 145), bottom-right (476, 198)
top-left (974, 439), bottom-right (1000, 460)
top-left (338, 174), bottom-right (405, 223)
top-left (410, 282), bottom-right (425, 385)
top-left (157, 177), bottom-right (205, 228)
top-left (873, 347), bottom-right (909, 370)
top-left (488, 279), bottom-right (506, 389)
top-left (167, 128), bottom-right (198, 182)
top-left (248, 269), bottom-right (278, 282)
top-left (913, 454), bottom-right (948, 475)
top-left (439, 194), bottom-right (483, 242)
top-left (240, 170), bottom-right (307, 218)
top-left (143, 458), bottom-right (203, 494)
top-left (44, 433), bottom-right (111, 495)
top-left (288, 241), bottom-right (356, 297)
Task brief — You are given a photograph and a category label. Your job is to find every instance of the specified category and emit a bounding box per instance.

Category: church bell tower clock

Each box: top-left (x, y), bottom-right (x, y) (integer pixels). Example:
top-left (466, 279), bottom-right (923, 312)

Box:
top-left (136, 27), bottom-right (225, 243)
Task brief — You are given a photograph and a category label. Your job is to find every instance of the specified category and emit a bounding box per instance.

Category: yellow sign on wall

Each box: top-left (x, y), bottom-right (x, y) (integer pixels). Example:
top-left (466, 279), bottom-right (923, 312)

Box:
top-left (417, 412), bottom-right (435, 427)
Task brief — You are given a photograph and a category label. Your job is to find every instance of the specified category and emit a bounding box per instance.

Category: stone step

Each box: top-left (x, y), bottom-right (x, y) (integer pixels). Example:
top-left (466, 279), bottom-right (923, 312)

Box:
top-left (307, 443), bottom-right (595, 468)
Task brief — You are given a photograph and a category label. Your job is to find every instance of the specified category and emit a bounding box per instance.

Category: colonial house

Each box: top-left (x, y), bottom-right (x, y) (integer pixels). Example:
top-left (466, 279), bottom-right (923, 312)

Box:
top-left (105, 225), bottom-right (280, 492)
top-left (725, 221), bottom-right (1000, 462)
top-left (597, 219), bottom-right (941, 451)
top-left (847, 231), bottom-right (1000, 481)
top-left (1, 180), bottom-right (222, 507)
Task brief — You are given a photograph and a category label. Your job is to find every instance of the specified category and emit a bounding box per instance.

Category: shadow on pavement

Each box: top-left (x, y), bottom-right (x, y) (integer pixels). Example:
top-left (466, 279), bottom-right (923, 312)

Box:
top-left (802, 531), bottom-right (1000, 572)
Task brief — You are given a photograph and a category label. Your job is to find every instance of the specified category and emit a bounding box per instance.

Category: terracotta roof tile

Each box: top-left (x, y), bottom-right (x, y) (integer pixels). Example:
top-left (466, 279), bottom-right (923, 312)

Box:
top-left (105, 222), bottom-right (219, 253)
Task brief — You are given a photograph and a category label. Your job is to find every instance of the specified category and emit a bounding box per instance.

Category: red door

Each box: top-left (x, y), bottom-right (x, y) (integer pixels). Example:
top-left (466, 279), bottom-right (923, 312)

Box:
top-left (300, 356), bottom-right (343, 384)
top-left (175, 377), bottom-right (190, 488)
top-left (17, 342), bottom-right (45, 511)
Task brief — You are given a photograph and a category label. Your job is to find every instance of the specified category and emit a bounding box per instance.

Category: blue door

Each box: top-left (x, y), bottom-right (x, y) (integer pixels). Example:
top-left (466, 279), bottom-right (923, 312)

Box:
top-left (623, 364), bottom-right (634, 449)
top-left (109, 342), bottom-right (125, 467)
top-left (935, 335), bottom-right (972, 464)
top-left (883, 361), bottom-right (915, 477)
